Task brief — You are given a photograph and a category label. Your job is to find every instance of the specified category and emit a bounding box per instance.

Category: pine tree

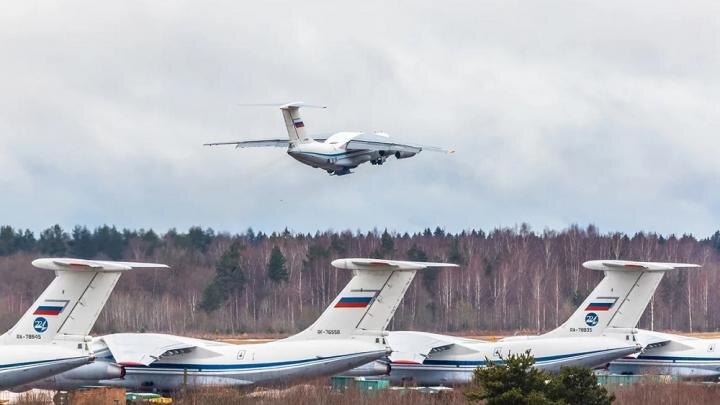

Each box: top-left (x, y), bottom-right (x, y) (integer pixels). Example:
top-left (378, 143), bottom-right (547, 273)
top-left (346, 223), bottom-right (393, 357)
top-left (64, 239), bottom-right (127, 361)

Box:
top-left (39, 225), bottom-right (68, 255)
top-left (200, 242), bottom-right (246, 312)
top-left (267, 246), bottom-right (288, 283)
top-left (70, 226), bottom-right (96, 259)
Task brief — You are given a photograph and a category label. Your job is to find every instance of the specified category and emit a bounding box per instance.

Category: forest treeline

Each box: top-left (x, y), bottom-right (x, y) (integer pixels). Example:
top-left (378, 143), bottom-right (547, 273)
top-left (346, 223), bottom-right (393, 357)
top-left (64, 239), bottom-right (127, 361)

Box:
top-left (1, 224), bottom-right (720, 336)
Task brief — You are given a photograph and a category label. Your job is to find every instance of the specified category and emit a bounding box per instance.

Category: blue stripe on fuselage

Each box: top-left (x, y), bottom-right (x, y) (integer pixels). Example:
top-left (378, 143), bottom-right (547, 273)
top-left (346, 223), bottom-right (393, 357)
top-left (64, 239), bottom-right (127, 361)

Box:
top-left (124, 350), bottom-right (382, 372)
top-left (419, 348), bottom-right (624, 367)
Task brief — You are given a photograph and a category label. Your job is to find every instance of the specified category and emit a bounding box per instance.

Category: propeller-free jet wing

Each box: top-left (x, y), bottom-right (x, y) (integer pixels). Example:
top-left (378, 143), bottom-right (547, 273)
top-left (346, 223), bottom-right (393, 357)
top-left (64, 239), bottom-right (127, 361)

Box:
top-left (205, 102), bottom-right (454, 175)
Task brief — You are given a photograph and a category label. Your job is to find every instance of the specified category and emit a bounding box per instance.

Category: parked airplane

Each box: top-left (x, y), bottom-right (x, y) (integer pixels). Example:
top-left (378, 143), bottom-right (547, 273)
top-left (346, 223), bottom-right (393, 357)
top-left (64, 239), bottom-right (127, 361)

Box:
top-left (204, 102), bottom-right (453, 175)
top-left (347, 260), bottom-right (699, 386)
top-left (26, 258), bottom-right (458, 391)
top-left (0, 258), bottom-right (169, 391)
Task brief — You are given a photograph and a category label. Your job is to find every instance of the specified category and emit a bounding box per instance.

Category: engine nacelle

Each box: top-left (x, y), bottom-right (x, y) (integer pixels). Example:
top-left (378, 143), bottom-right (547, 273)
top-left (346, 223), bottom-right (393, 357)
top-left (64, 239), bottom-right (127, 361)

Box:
top-left (395, 151), bottom-right (417, 159)
top-left (62, 361), bottom-right (125, 380)
top-left (337, 360), bottom-right (391, 377)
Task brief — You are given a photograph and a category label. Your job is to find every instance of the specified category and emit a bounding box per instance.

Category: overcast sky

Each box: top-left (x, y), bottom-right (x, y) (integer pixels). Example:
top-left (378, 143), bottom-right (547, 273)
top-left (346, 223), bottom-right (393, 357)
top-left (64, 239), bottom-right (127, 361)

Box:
top-left (0, 1), bottom-right (718, 237)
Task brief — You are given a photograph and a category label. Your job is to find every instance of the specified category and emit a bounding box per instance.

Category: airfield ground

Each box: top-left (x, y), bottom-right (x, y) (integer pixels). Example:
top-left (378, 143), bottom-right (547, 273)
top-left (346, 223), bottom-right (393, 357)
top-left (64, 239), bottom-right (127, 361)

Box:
top-left (8, 379), bottom-right (720, 405)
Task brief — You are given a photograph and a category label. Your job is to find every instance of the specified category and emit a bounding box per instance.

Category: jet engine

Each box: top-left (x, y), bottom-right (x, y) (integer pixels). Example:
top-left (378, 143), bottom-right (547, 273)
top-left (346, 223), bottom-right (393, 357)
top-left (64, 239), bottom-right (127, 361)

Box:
top-left (395, 151), bottom-right (417, 159)
top-left (61, 361), bottom-right (126, 380)
top-left (337, 360), bottom-right (391, 377)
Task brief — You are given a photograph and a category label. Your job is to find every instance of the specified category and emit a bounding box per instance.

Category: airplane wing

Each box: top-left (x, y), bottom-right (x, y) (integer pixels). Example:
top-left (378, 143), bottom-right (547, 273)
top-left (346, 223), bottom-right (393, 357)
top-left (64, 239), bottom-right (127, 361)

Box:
top-left (102, 334), bottom-right (198, 366)
top-left (204, 139), bottom-right (289, 148)
top-left (344, 139), bottom-right (453, 154)
top-left (387, 331), bottom-right (480, 364)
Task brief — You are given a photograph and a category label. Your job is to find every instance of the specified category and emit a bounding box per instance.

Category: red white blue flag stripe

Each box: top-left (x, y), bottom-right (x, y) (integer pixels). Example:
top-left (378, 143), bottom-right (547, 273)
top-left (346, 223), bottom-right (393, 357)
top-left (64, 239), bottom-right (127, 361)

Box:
top-left (585, 297), bottom-right (618, 311)
top-left (335, 297), bottom-right (373, 308)
top-left (33, 299), bottom-right (70, 316)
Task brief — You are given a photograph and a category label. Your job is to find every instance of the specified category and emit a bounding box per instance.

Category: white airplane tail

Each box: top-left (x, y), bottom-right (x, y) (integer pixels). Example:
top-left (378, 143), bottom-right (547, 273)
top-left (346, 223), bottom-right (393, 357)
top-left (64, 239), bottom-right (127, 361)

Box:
top-left (543, 260), bottom-right (700, 338)
top-left (1, 258), bottom-right (169, 347)
top-left (285, 258), bottom-right (458, 342)
top-left (278, 102), bottom-right (325, 146)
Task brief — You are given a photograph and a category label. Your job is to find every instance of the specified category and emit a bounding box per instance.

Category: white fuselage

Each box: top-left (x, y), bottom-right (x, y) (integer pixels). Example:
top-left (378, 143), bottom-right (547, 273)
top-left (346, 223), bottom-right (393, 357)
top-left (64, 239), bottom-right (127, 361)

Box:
top-left (608, 329), bottom-right (720, 378)
top-left (287, 133), bottom-right (396, 174)
top-left (0, 345), bottom-right (92, 391)
top-left (383, 332), bottom-right (639, 386)
top-left (34, 334), bottom-right (388, 391)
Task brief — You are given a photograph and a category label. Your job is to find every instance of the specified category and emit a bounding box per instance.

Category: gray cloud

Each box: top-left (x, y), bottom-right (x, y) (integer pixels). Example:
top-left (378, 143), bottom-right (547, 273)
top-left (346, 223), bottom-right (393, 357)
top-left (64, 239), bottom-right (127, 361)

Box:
top-left (0, 0), bottom-right (718, 236)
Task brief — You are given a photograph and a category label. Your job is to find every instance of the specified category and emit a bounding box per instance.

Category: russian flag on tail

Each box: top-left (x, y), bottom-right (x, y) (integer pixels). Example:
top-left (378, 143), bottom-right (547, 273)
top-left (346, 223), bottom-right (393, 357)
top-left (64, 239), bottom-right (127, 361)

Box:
top-left (335, 296), bottom-right (373, 308)
top-left (293, 118), bottom-right (304, 128)
top-left (33, 299), bottom-right (70, 316)
top-left (585, 297), bottom-right (619, 311)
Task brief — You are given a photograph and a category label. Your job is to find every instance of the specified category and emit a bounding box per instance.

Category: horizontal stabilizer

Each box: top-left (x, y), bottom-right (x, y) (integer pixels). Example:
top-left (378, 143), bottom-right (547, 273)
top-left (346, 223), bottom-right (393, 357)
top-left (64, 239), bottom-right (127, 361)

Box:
top-left (204, 139), bottom-right (289, 148)
top-left (583, 260), bottom-right (701, 272)
top-left (236, 102), bottom-right (327, 110)
top-left (32, 258), bottom-right (169, 272)
top-left (332, 258), bottom-right (459, 271)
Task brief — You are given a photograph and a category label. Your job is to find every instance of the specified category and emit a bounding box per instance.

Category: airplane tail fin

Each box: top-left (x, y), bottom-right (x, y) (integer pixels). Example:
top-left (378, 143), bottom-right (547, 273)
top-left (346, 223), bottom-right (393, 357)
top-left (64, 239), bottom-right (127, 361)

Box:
top-left (1, 258), bottom-right (169, 347)
top-left (277, 102), bottom-right (326, 146)
top-left (285, 258), bottom-right (458, 342)
top-left (542, 260), bottom-right (700, 338)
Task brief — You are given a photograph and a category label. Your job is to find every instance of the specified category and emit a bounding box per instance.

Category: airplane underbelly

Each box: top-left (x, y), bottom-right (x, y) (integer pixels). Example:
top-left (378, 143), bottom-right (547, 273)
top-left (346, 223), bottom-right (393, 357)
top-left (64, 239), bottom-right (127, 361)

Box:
top-left (288, 151), bottom-right (368, 170)
top-left (0, 356), bottom-right (91, 391)
top-left (109, 350), bottom-right (386, 391)
top-left (534, 346), bottom-right (638, 373)
top-left (389, 364), bottom-right (473, 386)
top-left (609, 358), bottom-right (720, 378)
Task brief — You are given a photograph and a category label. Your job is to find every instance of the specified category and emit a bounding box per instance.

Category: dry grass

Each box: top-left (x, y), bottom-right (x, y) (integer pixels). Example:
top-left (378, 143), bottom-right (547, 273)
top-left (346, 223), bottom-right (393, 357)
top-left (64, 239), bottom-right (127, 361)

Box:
top-left (613, 382), bottom-right (720, 404)
top-left (173, 380), bottom-right (465, 405)
top-left (169, 380), bottom-right (720, 405)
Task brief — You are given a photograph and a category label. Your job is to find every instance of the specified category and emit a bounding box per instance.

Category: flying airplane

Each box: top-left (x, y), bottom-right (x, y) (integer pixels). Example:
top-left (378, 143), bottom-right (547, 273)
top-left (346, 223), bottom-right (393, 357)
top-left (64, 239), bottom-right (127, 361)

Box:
top-left (0, 258), bottom-right (169, 391)
top-left (204, 102), bottom-right (454, 175)
top-left (23, 258), bottom-right (458, 391)
top-left (346, 260), bottom-right (699, 386)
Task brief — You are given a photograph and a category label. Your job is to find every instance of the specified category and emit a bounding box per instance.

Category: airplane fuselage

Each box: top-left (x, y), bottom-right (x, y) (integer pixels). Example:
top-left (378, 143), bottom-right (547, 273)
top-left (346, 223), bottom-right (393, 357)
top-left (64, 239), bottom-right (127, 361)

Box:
top-left (386, 334), bottom-right (639, 386)
top-left (0, 345), bottom-right (92, 390)
top-left (608, 330), bottom-right (720, 378)
top-left (287, 139), bottom-right (388, 175)
top-left (35, 334), bottom-right (388, 391)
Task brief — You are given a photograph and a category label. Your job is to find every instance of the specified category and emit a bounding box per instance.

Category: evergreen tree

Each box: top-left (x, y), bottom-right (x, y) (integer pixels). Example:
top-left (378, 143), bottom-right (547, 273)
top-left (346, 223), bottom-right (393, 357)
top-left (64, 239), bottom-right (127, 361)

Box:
top-left (39, 225), bottom-right (68, 255)
top-left (267, 245), bottom-right (288, 283)
top-left (448, 237), bottom-right (466, 264)
top-left (380, 229), bottom-right (395, 253)
top-left (465, 351), bottom-right (552, 404)
top-left (94, 225), bottom-right (125, 259)
top-left (70, 226), bottom-right (96, 259)
top-left (200, 242), bottom-right (247, 312)
top-left (466, 351), bottom-right (614, 405)
top-left (330, 234), bottom-right (347, 254)
top-left (407, 245), bottom-right (439, 292)
top-left (0, 226), bottom-right (16, 256)
top-left (186, 226), bottom-right (214, 253)
top-left (547, 366), bottom-right (614, 405)
top-left (16, 229), bottom-right (36, 251)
